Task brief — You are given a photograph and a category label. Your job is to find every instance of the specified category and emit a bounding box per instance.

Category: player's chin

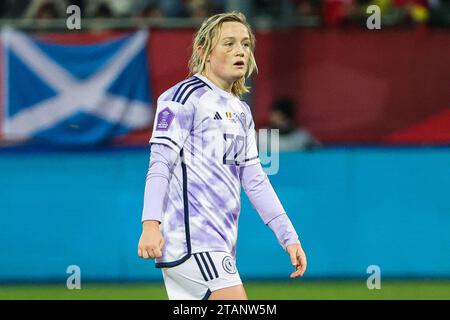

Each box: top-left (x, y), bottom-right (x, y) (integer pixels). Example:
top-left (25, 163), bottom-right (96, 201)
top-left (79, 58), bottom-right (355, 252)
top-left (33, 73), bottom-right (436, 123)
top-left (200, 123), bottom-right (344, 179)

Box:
top-left (230, 68), bottom-right (246, 79)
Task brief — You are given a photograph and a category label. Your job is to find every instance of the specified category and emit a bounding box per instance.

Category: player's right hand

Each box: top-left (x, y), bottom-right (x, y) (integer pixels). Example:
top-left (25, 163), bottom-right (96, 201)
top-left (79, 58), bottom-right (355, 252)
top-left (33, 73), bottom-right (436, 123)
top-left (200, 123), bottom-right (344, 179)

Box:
top-left (138, 220), bottom-right (165, 259)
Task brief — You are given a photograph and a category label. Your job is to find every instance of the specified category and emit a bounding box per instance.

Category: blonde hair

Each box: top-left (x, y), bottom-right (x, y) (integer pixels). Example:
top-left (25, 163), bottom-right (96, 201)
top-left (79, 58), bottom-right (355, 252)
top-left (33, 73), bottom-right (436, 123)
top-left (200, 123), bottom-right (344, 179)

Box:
top-left (188, 11), bottom-right (258, 97)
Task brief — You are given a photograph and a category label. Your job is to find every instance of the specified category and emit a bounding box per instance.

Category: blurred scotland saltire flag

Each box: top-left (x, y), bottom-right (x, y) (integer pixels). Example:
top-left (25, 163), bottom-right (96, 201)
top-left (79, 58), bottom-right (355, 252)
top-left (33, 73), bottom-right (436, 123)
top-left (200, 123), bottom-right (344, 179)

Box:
top-left (1, 30), bottom-right (152, 145)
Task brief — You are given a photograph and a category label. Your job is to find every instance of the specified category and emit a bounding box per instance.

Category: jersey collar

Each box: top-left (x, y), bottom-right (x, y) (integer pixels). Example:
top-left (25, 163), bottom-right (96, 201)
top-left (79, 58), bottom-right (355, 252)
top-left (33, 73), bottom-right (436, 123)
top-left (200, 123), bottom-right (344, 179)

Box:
top-left (194, 73), bottom-right (236, 99)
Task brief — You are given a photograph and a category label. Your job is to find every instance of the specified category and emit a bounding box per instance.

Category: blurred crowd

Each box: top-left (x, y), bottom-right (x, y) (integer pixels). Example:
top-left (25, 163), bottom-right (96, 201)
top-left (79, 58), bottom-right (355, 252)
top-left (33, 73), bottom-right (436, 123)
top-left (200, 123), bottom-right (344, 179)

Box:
top-left (0, 0), bottom-right (447, 26)
top-left (290, 0), bottom-right (450, 26)
top-left (0, 0), bottom-right (225, 19)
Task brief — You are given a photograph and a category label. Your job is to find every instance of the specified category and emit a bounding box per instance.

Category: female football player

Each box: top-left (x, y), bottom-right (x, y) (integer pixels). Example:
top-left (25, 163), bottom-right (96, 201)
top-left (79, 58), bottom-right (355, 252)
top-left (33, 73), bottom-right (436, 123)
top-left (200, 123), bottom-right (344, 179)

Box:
top-left (138, 11), bottom-right (307, 300)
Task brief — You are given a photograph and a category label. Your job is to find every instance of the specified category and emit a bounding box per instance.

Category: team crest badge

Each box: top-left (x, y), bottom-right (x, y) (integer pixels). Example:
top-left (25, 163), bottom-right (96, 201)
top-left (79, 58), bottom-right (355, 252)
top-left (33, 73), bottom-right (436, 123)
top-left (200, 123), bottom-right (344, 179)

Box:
top-left (222, 256), bottom-right (237, 274)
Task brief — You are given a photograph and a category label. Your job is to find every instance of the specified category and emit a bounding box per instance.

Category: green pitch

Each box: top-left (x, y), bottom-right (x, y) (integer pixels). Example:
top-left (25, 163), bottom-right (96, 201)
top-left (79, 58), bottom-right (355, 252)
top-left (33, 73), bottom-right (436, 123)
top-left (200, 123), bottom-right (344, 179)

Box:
top-left (1, 280), bottom-right (450, 300)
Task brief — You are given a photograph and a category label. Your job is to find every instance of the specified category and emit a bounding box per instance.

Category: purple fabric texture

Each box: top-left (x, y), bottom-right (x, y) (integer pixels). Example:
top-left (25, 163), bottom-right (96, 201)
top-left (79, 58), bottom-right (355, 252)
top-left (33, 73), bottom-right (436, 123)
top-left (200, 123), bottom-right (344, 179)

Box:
top-left (267, 214), bottom-right (301, 250)
top-left (143, 74), bottom-right (299, 263)
top-left (141, 143), bottom-right (178, 223)
top-left (240, 163), bottom-right (285, 224)
top-left (240, 163), bottom-right (300, 250)
top-left (142, 143), bottom-right (300, 250)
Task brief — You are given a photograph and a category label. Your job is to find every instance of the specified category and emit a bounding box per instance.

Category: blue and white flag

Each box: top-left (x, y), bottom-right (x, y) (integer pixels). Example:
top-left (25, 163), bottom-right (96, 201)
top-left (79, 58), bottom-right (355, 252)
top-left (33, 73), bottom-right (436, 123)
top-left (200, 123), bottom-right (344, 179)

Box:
top-left (2, 30), bottom-right (152, 145)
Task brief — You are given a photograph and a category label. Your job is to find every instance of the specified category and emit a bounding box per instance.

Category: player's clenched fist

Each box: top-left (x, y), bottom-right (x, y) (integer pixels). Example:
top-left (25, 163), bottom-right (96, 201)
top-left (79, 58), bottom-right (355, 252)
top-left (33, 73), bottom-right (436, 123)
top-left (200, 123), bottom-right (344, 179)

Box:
top-left (138, 220), bottom-right (165, 259)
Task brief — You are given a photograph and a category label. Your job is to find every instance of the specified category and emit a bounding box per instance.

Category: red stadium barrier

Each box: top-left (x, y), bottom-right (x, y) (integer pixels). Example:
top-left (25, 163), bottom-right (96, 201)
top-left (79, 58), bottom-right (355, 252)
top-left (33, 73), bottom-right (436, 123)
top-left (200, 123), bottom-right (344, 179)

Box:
top-left (1, 27), bottom-right (449, 145)
top-left (253, 28), bottom-right (450, 144)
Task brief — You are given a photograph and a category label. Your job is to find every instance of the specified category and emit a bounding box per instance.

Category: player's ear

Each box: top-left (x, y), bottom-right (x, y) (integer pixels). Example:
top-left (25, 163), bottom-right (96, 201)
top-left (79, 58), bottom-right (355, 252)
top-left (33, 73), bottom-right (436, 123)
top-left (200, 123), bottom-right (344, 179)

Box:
top-left (197, 46), bottom-right (210, 63)
top-left (196, 45), bottom-right (203, 57)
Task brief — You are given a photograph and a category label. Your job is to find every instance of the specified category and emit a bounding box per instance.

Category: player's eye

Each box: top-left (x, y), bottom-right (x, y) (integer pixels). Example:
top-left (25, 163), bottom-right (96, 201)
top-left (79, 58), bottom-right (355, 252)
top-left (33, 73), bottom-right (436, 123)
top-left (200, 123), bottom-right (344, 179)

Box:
top-left (243, 42), bottom-right (250, 48)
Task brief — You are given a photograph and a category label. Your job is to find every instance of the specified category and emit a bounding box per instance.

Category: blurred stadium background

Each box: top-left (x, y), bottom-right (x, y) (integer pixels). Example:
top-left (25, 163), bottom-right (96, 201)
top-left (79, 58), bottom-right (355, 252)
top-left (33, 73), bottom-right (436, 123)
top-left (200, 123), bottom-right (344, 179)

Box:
top-left (0, 0), bottom-right (449, 300)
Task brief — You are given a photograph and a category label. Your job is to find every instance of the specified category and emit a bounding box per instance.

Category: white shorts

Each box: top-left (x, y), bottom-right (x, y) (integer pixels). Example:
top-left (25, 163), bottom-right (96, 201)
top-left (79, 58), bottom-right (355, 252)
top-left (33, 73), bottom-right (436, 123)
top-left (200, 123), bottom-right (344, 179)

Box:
top-left (161, 251), bottom-right (242, 300)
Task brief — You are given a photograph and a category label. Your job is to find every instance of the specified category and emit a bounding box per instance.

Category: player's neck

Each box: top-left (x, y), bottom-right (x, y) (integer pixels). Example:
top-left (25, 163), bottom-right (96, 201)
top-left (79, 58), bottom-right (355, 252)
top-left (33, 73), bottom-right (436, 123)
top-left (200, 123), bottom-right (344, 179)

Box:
top-left (202, 72), bottom-right (233, 93)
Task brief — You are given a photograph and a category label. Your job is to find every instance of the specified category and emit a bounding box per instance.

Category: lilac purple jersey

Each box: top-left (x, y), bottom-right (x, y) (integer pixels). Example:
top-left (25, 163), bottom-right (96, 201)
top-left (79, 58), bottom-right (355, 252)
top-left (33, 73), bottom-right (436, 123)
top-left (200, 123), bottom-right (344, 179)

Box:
top-left (148, 74), bottom-right (271, 267)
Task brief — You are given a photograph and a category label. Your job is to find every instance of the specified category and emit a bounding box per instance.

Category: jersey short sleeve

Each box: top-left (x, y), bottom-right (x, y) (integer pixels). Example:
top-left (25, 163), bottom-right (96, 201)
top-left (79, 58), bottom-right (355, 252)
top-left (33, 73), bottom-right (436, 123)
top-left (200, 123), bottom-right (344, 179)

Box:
top-left (149, 99), bottom-right (195, 153)
top-left (241, 104), bottom-right (260, 167)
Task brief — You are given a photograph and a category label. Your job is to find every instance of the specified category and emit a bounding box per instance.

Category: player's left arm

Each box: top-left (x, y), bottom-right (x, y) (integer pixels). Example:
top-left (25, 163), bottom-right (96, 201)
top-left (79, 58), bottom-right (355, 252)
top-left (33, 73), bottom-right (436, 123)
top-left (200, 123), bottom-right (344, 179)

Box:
top-left (239, 104), bottom-right (306, 278)
top-left (240, 163), bottom-right (307, 278)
